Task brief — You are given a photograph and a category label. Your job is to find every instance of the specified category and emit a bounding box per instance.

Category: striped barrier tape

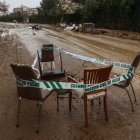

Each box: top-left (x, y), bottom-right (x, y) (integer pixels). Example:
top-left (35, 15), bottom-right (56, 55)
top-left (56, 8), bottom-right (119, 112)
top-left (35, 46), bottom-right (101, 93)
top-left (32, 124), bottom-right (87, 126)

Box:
top-left (31, 50), bottom-right (41, 68)
top-left (62, 51), bottom-right (133, 70)
top-left (16, 71), bottom-right (133, 97)
top-left (17, 72), bottom-right (133, 90)
top-left (27, 48), bottom-right (135, 97)
top-left (54, 47), bottom-right (135, 73)
top-left (32, 48), bottom-right (134, 72)
top-left (32, 55), bottom-right (38, 68)
top-left (85, 72), bottom-right (133, 92)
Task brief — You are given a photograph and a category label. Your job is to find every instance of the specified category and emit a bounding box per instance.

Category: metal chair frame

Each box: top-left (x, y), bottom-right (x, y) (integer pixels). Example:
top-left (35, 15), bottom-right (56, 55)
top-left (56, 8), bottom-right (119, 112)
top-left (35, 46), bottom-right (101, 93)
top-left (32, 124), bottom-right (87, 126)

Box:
top-left (113, 52), bottom-right (140, 112)
top-left (11, 63), bottom-right (53, 133)
top-left (37, 44), bottom-right (65, 111)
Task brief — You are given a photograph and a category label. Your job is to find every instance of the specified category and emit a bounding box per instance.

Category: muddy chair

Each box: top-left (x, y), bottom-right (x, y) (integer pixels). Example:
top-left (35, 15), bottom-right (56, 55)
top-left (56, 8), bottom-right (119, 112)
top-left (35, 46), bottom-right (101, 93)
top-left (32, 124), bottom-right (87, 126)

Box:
top-left (68, 65), bottom-right (113, 128)
top-left (10, 63), bottom-right (53, 133)
top-left (37, 44), bottom-right (66, 111)
top-left (113, 52), bottom-right (140, 112)
top-left (37, 44), bottom-right (65, 80)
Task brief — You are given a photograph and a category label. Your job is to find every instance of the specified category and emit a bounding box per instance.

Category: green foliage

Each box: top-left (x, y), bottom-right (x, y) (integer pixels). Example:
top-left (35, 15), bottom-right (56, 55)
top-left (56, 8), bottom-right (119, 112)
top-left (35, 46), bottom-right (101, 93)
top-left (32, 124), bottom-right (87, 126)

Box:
top-left (129, 0), bottom-right (140, 31)
top-left (72, 0), bottom-right (87, 5)
top-left (0, 0), bottom-right (140, 32)
top-left (0, 1), bottom-right (9, 13)
top-left (39, 0), bottom-right (62, 23)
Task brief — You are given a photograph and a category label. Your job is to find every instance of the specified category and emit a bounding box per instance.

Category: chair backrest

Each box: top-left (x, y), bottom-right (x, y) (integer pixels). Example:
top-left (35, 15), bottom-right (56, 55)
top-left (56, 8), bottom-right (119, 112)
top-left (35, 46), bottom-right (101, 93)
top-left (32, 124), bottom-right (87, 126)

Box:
top-left (37, 44), bottom-right (64, 80)
top-left (84, 65), bottom-right (113, 85)
top-left (41, 44), bottom-right (54, 62)
top-left (10, 63), bottom-right (42, 101)
top-left (131, 52), bottom-right (140, 70)
top-left (125, 52), bottom-right (140, 86)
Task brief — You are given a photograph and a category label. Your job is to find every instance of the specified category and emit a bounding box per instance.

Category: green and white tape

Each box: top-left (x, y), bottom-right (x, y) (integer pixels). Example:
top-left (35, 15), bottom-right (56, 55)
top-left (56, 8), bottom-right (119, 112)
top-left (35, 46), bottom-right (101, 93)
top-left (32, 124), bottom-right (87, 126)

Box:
top-left (63, 51), bottom-right (133, 70)
top-left (16, 71), bottom-right (133, 97)
top-left (33, 47), bottom-right (134, 71)
top-left (27, 48), bottom-right (135, 97)
top-left (32, 55), bottom-right (38, 68)
top-left (54, 47), bottom-right (135, 72)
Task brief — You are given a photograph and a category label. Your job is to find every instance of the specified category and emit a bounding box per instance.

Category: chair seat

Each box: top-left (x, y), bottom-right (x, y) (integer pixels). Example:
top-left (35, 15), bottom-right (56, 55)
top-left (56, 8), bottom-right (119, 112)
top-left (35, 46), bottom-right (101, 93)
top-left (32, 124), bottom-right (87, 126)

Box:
top-left (73, 88), bottom-right (105, 99)
top-left (111, 74), bottom-right (128, 88)
top-left (114, 80), bottom-right (128, 88)
top-left (41, 69), bottom-right (65, 80)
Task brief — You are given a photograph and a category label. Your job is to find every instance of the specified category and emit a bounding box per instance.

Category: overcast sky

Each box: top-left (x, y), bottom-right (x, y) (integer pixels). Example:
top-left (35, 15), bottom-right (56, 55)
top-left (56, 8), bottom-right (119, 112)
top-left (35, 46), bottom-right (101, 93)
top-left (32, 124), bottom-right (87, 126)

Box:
top-left (3, 0), bottom-right (41, 12)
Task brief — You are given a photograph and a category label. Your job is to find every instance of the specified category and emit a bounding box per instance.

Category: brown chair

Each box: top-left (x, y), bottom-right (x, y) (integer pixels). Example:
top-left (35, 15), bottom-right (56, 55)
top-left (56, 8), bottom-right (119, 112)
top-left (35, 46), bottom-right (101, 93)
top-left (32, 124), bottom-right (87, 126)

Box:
top-left (68, 65), bottom-right (113, 128)
top-left (113, 52), bottom-right (140, 112)
top-left (10, 63), bottom-right (53, 133)
top-left (37, 44), bottom-right (65, 80)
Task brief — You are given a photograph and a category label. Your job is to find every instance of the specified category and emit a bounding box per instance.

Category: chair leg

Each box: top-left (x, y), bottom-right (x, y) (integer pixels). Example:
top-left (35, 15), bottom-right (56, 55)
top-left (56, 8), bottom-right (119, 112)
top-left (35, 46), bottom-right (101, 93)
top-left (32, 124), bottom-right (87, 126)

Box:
top-left (130, 83), bottom-right (137, 104)
top-left (36, 102), bottom-right (42, 133)
top-left (51, 62), bottom-right (52, 69)
top-left (99, 97), bottom-right (101, 105)
top-left (69, 91), bottom-right (72, 112)
top-left (125, 88), bottom-right (134, 112)
top-left (57, 91), bottom-right (59, 112)
top-left (84, 95), bottom-right (88, 128)
top-left (90, 99), bottom-right (94, 112)
top-left (90, 99), bottom-right (94, 106)
top-left (37, 101), bottom-right (40, 107)
top-left (16, 97), bottom-right (21, 127)
top-left (104, 94), bottom-right (108, 121)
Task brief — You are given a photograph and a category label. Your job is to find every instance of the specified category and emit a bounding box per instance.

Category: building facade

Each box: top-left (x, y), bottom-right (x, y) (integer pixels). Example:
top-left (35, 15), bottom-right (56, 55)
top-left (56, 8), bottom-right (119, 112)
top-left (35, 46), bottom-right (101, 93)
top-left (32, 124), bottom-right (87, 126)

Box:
top-left (13, 6), bottom-right (38, 16)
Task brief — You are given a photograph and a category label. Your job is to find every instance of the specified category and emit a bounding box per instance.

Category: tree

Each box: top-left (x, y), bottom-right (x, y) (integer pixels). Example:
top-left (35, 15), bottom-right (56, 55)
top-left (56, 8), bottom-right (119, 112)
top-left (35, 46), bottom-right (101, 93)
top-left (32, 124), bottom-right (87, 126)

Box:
top-left (40, 0), bottom-right (61, 23)
top-left (72, 0), bottom-right (86, 5)
top-left (130, 0), bottom-right (140, 31)
top-left (0, 1), bottom-right (9, 15)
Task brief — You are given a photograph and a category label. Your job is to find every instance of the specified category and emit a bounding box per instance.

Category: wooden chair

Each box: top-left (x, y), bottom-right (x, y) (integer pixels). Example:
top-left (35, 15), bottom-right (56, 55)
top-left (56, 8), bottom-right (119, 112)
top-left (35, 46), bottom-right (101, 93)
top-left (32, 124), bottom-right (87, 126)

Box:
top-left (10, 63), bottom-right (53, 133)
top-left (113, 52), bottom-right (140, 112)
top-left (68, 65), bottom-right (113, 128)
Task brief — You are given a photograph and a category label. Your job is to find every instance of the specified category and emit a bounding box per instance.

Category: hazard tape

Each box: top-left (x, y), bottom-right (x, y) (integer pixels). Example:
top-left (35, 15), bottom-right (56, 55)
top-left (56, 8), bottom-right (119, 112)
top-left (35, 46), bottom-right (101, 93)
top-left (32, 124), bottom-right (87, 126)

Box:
top-left (17, 72), bottom-right (133, 90)
top-left (63, 51), bottom-right (132, 70)
top-left (16, 71), bottom-right (133, 97)
top-left (54, 47), bottom-right (135, 72)
top-left (85, 72), bottom-right (133, 92)
top-left (26, 48), bottom-right (135, 97)
top-left (32, 55), bottom-right (38, 68)
top-left (32, 47), bottom-right (134, 71)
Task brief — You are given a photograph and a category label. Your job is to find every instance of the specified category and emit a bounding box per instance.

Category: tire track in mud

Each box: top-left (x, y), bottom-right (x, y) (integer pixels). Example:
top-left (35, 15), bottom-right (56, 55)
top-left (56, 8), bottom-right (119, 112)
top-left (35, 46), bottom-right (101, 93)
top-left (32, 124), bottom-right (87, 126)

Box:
top-left (43, 29), bottom-right (135, 63)
top-left (42, 32), bottom-right (108, 59)
top-left (96, 35), bottom-right (140, 46)
top-left (42, 28), bottom-right (140, 75)
top-left (65, 30), bottom-right (139, 55)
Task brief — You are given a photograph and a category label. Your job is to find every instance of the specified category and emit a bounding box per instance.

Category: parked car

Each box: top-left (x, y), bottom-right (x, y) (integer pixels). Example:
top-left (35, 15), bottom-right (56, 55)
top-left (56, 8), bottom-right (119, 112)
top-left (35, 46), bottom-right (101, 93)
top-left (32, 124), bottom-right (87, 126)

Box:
top-left (74, 24), bottom-right (82, 31)
top-left (60, 23), bottom-right (68, 28)
top-left (32, 24), bottom-right (41, 30)
top-left (82, 23), bottom-right (95, 33)
top-left (13, 20), bottom-right (18, 23)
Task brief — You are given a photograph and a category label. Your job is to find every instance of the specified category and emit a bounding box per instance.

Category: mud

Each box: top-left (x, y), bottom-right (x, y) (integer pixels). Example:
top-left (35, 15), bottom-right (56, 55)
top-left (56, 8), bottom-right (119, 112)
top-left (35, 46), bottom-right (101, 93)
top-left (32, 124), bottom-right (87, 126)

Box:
top-left (0, 22), bottom-right (140, 140)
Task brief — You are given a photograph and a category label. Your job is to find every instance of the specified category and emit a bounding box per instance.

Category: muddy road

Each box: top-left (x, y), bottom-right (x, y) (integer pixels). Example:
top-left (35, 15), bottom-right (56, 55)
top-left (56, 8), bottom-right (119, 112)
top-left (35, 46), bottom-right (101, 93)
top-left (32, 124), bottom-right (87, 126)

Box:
top-left (8, 22), bottom-right (140, 75)
top-left (9, 23), bottom-right (140, 62)
top-left (1, 22), bottom-right (140, 140)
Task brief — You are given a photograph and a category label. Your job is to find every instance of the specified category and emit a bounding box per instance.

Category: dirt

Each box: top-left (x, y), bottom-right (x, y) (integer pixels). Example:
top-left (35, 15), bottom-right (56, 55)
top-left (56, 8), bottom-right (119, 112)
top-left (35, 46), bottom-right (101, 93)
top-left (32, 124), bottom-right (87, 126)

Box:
top-left (0, 22), bottom-right (140, 140)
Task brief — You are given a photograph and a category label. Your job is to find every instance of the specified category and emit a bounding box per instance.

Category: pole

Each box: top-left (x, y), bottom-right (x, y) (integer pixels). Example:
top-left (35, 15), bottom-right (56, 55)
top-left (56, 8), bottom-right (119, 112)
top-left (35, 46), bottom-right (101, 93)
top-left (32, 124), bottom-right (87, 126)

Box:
top-left (16, 44), bottom-right (18, 63)
top-left (60, 51), bottom-right (63, 71)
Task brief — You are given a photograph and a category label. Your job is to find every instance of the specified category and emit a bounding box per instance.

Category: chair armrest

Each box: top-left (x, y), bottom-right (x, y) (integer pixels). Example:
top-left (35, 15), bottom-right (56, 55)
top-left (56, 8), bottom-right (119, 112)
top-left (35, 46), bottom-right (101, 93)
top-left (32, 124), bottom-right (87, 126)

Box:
top-left (67, 76), bottom-right (79, 83)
